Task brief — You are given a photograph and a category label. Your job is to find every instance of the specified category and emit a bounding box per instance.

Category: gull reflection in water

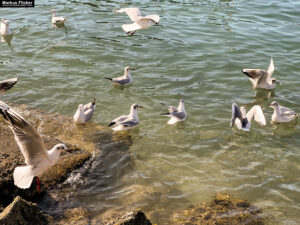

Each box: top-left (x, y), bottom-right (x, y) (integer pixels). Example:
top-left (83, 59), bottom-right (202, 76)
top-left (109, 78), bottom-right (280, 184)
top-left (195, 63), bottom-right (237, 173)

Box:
top-left (1, 34), bottom-right (13, 46)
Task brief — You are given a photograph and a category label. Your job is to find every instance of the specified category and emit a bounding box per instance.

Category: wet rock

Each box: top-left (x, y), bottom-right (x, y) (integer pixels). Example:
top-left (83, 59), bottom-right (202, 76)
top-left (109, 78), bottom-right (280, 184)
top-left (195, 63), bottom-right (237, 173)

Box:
top-left (171, 193), bottom-right (266, 225)
top-left (91, 210), bottom-right (152, 225)
top-left (0, 104), bottom-right (98, 209)
top-left (57, 207), bottom-right (90, 225)
top-left (0, 196), bottom-right (51, 225)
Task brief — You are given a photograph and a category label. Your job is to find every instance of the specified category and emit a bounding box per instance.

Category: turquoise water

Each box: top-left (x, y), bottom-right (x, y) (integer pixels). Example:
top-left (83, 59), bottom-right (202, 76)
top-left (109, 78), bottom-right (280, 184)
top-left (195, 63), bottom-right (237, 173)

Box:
top-left (1, 0), bottom-right (300, 224)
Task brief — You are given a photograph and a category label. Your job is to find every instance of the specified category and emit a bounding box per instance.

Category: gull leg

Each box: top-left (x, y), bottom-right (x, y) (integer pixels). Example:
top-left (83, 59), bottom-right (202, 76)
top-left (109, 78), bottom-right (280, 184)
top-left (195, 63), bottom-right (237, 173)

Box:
top-left (131, 31), bottom-right (136, 35)
top-left (37, 176), bottom-right (40, 194)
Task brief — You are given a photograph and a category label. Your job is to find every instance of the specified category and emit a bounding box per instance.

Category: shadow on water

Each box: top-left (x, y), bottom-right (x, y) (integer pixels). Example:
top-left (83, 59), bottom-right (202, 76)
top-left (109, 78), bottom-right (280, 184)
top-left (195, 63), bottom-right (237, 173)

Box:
top-left (1, 35), bottom-right (13, 48)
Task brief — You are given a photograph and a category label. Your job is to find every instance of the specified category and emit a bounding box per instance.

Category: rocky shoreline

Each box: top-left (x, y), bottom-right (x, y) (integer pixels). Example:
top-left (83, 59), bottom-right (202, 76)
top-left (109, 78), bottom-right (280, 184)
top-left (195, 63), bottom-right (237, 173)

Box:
top-left (0, 104), bottom-right (268, 224)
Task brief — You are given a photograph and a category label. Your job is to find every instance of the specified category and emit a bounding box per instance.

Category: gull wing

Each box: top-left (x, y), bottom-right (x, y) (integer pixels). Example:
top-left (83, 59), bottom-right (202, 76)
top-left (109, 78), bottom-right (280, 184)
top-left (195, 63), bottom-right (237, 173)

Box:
top-left (171, 111), bottom-right (186, 120)
top-left (113, 115), bottom-right (129, 124)
top-left (0, 100), bottom-right (50, 165)
top-left (247, 105), bottom-right (266, 126)
top-left (230, 103), bottom-right (243, 127)
top-left (122, 22), bottom-right (142, 33)
top-left (144, 14), bottom-right (160, 23)
top-left (0, 78), bottom-right (18, 94)
top-left (242, 69), bottom-right (267, 81)
top-left (279, 106), bottom-right (296, 115)
top-left (119, 118), bottom-right (139, 127)
top-left (267, 57), bottom-right (274, 79)
top-left (116, 8), bottom-right (143, 22)
top-left (83, 98), bottom-right (96, 112)
top-left (112, 77), bottom-right (131, 85)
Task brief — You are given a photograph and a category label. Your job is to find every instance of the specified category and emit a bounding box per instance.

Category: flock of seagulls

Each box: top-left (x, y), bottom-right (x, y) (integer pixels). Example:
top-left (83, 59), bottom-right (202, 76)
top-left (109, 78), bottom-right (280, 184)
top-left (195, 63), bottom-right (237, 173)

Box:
top-left (0, 7), bottom-right (298, 193)
top-left (231, 57), bottom-right (298, 131)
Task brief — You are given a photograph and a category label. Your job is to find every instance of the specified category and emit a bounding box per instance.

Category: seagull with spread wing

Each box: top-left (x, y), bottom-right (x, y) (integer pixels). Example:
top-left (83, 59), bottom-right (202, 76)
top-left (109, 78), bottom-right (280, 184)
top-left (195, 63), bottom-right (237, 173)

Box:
top-left (0, 100), bottom-right (67, 193)
top-left (242, 57), bottom-right (279, 89)
top-left (230, 103), bottom-right (266, 131)
top-left (115, 8), bottom-right (160, 35)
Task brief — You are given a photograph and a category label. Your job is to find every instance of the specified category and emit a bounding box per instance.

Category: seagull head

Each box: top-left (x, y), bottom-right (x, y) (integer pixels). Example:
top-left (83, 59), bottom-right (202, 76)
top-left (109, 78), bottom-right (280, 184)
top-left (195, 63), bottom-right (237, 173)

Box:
top-left (272, 78), bottom-right (280, 84)
top-left (78, 104), bottom-right (84, 111)
top-left (125, 66), bottom-right (134, 72)
top-left (51, 9), bottom-right (56, 14)
top-left (54, 143), bottom-right (67, 151)
top-left (269, 101), bottom-right (279, 108)
top-left (133, 104), bottom-right (144, 110)
top-left (3, 19), bottom-right (9, 25)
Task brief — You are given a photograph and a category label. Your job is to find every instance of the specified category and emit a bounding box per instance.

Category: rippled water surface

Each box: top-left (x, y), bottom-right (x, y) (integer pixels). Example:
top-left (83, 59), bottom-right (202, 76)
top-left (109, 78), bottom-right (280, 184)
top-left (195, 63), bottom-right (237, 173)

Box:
top-left (1, 0), bottom-right (300, 224)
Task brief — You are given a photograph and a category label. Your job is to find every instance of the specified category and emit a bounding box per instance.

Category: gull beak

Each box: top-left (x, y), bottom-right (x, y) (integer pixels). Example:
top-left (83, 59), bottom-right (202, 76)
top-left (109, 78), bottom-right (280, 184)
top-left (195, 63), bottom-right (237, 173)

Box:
top-left (275, 81), bottom-right (280, 84)
top-left (131, 68), bottom-right (135, 70)
top-left (139, 105), bottom-right (144, 108)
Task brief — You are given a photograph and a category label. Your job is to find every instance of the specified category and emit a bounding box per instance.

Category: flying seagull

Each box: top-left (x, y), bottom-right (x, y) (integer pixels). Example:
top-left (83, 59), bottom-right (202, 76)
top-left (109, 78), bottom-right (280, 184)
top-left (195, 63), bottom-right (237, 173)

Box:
top-left (115, 8), bottom-right (160, 35)
top-left (73, 98), bottom-right (96, 124)
top-left (242, 57), bottom-right (279, 89)
top-left (0, 100), bottom-right (67, 193)
top-left (108, 104), bottom-right (143, 131)
top-left (0, 78), bottom-right (18, 94)
top-left (230, 103), bottom-right (266, 131)
top-left (160, 99), bottom-right (186, 124)
top-left (51, 9), bottom-right (67, 24)
top-left (105, 66), bottom-right (134, 86)
top-left (0, 18), bottom-right (12, 36)
top-left (269, 101), bottom-right (298, 123)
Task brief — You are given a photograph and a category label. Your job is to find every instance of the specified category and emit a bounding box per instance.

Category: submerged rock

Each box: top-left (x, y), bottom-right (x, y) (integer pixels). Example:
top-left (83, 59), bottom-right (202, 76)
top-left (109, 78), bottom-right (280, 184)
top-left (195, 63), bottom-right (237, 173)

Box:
top-left (0, 196), bottom-right (51, 225)
top-left (57, 207), bottom-right (90, 225)
top-left (171, 193), bottom-right (266, 225)
top-left (91, 210), bottom-right (152, 225)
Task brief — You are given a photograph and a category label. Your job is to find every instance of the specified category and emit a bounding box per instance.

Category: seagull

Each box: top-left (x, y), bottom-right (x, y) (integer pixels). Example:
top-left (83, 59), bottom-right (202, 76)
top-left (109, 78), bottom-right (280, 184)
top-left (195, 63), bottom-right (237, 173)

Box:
top-left (0, 100), bottom-right (67, 193)
top-left (242, 57), bottom-right (279, 89)
top-left (269, 101), bottom-right (298, 123)
top-left (51, 9), bottom-right (67, 24)
top-left (108, 104), bottom-right (143, 131)
top-left (230, 103), bottom-right (266, 131)
top-left (73, 98), bottom-right (96, 124)
top-left (160, 99), bottom-right (187, 124)
top-left (115, 8), bottom-right (160, 35)
top-left (0, 78), bottom-right (18, 94)
top-left (0, 18), bottom-right (12, 36)
top-left (105, 66), bottom-right (134, 86)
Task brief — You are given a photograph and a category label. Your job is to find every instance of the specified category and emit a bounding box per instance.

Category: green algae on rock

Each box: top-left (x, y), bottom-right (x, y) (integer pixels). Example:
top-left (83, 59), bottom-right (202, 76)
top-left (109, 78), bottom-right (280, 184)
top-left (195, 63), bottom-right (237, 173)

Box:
top-left (0, 196), bottom-right (51, 225)
top-left (171, 193), bottom-right (266, 225)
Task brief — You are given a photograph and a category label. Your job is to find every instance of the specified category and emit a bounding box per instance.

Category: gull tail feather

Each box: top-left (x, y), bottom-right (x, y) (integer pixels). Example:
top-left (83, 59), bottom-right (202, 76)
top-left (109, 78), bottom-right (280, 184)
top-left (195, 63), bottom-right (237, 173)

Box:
top-left (160, 112), bottom-right (170, 116)
top-left (105, 78), bottom-right (113, 81)
top-left (108, 121), bottom-right (115, 127)
top-left (13, 166), bottom-right (34, 189)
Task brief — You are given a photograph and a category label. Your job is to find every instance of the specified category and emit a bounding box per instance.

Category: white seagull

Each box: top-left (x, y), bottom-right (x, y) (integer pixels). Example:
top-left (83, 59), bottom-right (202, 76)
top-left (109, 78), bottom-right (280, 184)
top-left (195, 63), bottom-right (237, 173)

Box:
top-left (0, 78), bottom-right (18, 94)
top-left (0, 18), bottom-right (13, 36)
top-left (160, 99), bottom-right (187, 125)
top-left (0, 100), bottom-right (67, 192)
top-left (73, 98), bottom-right (96, 124)
top-left (108, 104), bottom-right (143, 131)
top-left (105, 66), bottom-right (134, 86)
top-left (115, 8), bottom-right (160, 35)
top-left (269, 101), bottom-right (298, 123)
top-left (51, 9), bottom-right (67, 24)
top-left (242, 57), bottom-right (279, 89)
top-left (230, 103), bottom-right (266, 131)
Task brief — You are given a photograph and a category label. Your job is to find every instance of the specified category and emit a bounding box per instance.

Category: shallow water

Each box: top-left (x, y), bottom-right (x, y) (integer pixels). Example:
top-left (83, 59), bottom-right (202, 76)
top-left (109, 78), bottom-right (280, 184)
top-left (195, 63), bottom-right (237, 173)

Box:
top-left (1, 0), bottom-right (300, 224)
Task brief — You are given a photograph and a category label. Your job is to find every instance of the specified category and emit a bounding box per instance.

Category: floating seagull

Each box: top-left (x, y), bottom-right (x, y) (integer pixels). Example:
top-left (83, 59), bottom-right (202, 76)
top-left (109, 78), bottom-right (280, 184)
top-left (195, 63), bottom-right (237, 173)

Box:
top-left (269, 101), bottom-right (298, 123)
top-left (160, 99), bottom-right (187, 124)
top-left (242, 57), bottom-right (279, 89)
top-left (0, 78), bottom-right (18, 94)
top-left (115, 8), bottom-right (160, 35)
top-left (0, 18), bottom-right (12, 36)
top-left (105, 66), bottom-right (134, 86)
top-left (73, 98), bottom-right (96, 124)
top-left (0, 100), bottom-right (67, 193)
top-left (51, 9), bottom-right (67, 24)
top-left (230, 103), bottom-right (266, 131)
top-left (108, 104), bottom-right (143, 131)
